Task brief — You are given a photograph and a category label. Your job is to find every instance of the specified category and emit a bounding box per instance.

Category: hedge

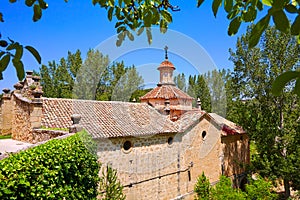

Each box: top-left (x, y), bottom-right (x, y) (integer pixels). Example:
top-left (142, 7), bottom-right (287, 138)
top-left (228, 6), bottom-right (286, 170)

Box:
top-left (0, 130), bottom-right (100, 199)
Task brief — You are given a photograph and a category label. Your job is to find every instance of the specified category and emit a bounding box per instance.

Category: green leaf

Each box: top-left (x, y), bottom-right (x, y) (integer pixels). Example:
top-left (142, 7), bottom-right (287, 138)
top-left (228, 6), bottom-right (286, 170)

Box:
top-left (291, 14), bottom-right (300, 35)
top-left (33, 4), bottom-right (42, 22)
top-left (262, 0), bottom-right (272, 6)
top-left (108, 7), bottom-right (114, 21)
top-left (0, 12), bottom-right (4, 22)
top-left (25, 46), bottom-right (41, 64)
top-left (224, 0), bottom-right (233, 13)
top-left (0, 54), bottom-right (11, 72)
top-left (0, 40), bottom-right (8, 47)
top-left (272, 10), bottom-right (289, 33)
top-left (294, 77), bottom-right (300, 96)
top-left (25, 0), bottom-right (35, 7)
top-left (14, 44), bottom-right (23, 60)
top-left (38, 0), bottom-right (48, 9)
top-left (285, 4), bottom-right (298, 13)
top-left (271, 71), bottom-right (300, 96)
top-left (126, 31), bottom-right (134, 41)
top-left (197, 0), bottom-right (204, 7)
top-left (12, 58), bottom-right (25, 80)
top-left (161, 10), bottom-right (172, 23)
top-left (212, 0), bottom-right (222, 17)
top-left (160, 19), bottom-right (167, 33)
top-left (242, 6), bottom-right (257, 22)
top-left (249, 14), bottom-right (270, 48)
top-left (136, 26), bottom-right (144, 36)
top-left (228, 17), bottom-right (241, 36)
top-left (146, 27), bottom-right (152, 44)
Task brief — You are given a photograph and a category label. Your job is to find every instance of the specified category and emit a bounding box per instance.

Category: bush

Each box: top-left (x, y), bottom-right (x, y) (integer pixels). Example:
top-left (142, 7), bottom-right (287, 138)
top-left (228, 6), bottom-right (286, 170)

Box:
top-left (245, 175), bottom-right (277, 200)
top-left (211, 176), bottom-right (245, 200)
top-left (194, 172), bottom-right (210, 200)
top-left (0, 130), bottom-right (100, 199)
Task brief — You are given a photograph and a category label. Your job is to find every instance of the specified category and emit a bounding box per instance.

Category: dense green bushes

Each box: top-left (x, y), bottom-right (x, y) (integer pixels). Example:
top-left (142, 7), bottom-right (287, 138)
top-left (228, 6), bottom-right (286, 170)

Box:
top-left (0, 130), bottom-right (100, 199)
top-left (194, 173), bottom-right (277, 200)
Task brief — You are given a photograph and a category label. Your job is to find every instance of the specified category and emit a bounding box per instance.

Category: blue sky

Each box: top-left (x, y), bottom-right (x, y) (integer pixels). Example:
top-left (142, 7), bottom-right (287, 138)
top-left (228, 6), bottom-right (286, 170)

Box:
top-left (1, 1), bottom-right (252, 90)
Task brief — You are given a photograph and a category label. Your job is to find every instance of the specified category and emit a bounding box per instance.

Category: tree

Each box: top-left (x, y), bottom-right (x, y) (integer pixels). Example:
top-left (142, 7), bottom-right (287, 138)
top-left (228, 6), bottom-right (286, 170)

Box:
top-left (74, 49), bottom-right (109, 100)
top-left (99, 165), bottom-right (126, 200)
top-left (2, 0), bottom-right (300, 83)
top-left (194, 172), bottom-right (210, 200)
top-left (174, 73), bottom-right (187, 91)
top-left (111, 65), bottom-right (144, 101)
top-left (211, 176), bottom-right (245, 200)
top-left (39, 50), bottom-right (82, 98)
top-left (229, 25), bottom-right (300, 199)
top-left (245, 175), bottom-right (277, 200)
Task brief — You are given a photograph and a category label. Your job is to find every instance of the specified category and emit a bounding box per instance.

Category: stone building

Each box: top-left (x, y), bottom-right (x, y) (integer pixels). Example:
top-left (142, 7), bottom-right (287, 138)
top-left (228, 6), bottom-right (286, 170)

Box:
top-left (0, 50), bottom-right (250, 200)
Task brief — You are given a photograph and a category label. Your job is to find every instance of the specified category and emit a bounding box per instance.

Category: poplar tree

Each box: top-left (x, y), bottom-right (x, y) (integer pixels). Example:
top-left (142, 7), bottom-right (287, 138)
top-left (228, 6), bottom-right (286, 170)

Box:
top-left (229, 25), bottom-right (300, 199)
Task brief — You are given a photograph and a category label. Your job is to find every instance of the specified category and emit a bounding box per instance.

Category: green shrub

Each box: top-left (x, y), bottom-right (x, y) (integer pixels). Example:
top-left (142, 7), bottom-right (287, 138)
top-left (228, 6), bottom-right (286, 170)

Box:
top-left (194, 172), bottom-right (210, 200)
top-left (99, 165), bottom-right (126, 200)
top-left (245, 175), bottom-right (277, 200)
top-left (211, 176), bottom-right (245, 200)
top-left (0, 130), bottom-right (100, 199)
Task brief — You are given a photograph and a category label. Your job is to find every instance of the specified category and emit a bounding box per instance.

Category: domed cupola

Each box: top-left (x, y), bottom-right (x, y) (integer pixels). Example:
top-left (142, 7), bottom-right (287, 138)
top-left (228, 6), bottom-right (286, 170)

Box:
top-left (157, 46), bottom-right (175, 86)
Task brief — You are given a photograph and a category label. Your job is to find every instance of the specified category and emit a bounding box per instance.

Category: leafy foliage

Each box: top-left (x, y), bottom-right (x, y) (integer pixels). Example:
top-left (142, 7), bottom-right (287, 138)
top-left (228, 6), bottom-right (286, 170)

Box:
top-left (99, 165), bottom-right (126, 200)
top-left (194, 172), bottom-right (210, 200)
top-left (0, 130), bottom-right (100, 199)
top-left (194, 173), bottom-right (277, 200)
top-left (229, 25), bottom-right (300, 198)
top-left (245, 175), bottom-right (277, 200)
top-left (0, 37), bottom-right (41, 81)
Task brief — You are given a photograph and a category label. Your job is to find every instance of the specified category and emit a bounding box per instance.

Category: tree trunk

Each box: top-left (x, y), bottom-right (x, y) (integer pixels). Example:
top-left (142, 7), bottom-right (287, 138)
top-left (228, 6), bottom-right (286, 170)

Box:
top-left (283, 178), bottom-right (290, 199)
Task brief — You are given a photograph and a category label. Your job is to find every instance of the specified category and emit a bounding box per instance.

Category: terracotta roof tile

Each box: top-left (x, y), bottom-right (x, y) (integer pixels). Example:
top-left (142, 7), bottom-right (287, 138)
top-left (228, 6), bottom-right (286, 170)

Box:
top-left (140, 85), bottom-right (194, 100)
top-left (41, 98), bottom-right (178, 138)
top-left (158, 60), bottom-right (175, 69)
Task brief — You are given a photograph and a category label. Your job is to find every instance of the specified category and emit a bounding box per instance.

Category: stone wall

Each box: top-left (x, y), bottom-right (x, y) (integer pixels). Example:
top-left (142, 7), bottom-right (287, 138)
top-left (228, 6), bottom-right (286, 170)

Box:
top-left (0, 92), bottom-right (13, 135)
top-left (96, 117), bottom-right (224, 200)
top-left (221, 133), bottom-right (250, 184)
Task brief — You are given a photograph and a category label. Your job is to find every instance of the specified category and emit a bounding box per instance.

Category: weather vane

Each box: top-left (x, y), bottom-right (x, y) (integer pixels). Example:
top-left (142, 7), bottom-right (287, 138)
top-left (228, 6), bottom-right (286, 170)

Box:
top-left (164, 45), bottom-right (168, 60)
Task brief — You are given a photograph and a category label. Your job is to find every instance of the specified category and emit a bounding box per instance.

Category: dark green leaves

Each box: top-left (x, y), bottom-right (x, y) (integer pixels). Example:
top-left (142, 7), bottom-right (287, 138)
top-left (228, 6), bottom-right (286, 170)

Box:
top-left (272, 10), bottom-right (289, 33)
top-left (272, 71), bottom-right (300, 96)
top-left (33, 4), bottom-right (42, 21)
top-left (249, 14), bottom-right (270, 48)
top-left (291, 15), bottom-right (300, 35)
top-left (212, 0), bottom-right (222, 17)
top-left (25, 46), bottom-right (41, 64)
top-left (228, 17), bottom-right (241, 36)
top-left (197, 0), bottom-right (205, 8)
top-left (0, 39), bottom-right (41, 80)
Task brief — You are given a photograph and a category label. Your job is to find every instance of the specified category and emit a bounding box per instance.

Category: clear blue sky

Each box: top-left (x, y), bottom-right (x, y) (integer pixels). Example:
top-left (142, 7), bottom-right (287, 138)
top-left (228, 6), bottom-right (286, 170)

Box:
top-left (1, 1), bottom-right (252, 90)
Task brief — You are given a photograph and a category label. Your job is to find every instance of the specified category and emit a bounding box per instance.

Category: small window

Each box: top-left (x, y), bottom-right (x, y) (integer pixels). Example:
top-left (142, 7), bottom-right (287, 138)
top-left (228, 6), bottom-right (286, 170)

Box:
top-left (123, 141), bottom-right (132, 151)
top-left (202, 131), bottom-right (207, 139)
top-left (240, 136), bottom-right (243, 140)
top-left (167, 137), bottom-right (173, 145)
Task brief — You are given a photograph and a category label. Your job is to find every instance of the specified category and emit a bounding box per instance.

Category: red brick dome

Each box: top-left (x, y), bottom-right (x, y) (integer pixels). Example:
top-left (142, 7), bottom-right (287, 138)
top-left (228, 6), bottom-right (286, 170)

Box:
top-left (157, 60), bottom-right (175, 70)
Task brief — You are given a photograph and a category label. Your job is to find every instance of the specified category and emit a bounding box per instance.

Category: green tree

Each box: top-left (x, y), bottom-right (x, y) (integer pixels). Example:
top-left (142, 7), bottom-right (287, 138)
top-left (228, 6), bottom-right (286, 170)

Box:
top-left (111, 66), bottom-right (144, 101)
top-left (194, 172), bottom-right (210, 200)
top-left (74, 49), bottom-right (109, 100)
top-left (99, 165), bottom-right (126, 200)
top-left (229, 25), bottom-right (300, 198)
top-left (245, 175), bottom-right (277, 200)
top-left (174, 73), bottom-right (187, 91)
top-left (211, 176), bottom-right (245, 200)
top-left (39, 50), bottom-right (82, 98)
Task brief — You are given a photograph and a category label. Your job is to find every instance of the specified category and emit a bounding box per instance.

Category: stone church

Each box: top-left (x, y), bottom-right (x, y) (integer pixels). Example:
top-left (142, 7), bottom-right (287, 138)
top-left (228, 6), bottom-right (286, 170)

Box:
top-left (0, 49), bottom-right (250, 200)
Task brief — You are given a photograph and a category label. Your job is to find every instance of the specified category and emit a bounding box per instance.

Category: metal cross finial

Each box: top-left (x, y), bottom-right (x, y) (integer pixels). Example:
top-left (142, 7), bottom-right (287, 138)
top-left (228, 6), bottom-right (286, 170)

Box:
top-left (164, 45), bottom-right (168, 59)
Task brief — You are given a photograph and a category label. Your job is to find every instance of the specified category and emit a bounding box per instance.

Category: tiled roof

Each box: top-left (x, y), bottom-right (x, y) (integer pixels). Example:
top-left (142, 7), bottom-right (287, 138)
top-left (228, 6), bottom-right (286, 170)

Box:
top-left (158, 60), bottom-right (175, 69)
top-left (208, 113), bottom-right (246, 136)
top-left (140, 85), bottom-right (194, 100)
top-left (175, 109), bottom-right (206, 132)
top-left (41, 98), bottom-right (179, 138)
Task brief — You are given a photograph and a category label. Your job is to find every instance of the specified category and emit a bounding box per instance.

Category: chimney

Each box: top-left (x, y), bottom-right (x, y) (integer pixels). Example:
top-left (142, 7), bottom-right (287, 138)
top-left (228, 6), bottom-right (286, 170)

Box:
top-left (164, 98), bottom-right (170, 115)
top-left (196, 97), bottom-right (202, 110)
